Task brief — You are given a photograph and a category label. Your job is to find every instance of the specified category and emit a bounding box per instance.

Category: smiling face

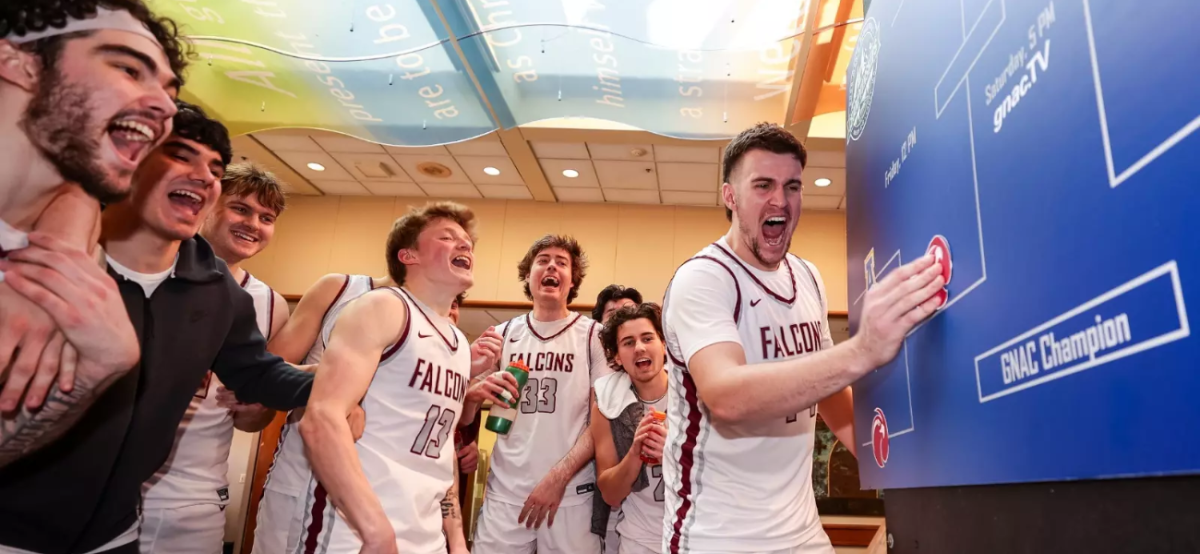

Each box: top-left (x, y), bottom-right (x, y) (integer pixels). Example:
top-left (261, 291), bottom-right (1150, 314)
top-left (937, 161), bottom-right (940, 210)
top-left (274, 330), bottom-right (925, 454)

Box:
top-left (723, 148), bottom-right (805, 269)
top-left (201, 193), bottom-right (279, 264)
top-left (614, 317), bottom-right (665, 383)
top-left (526, 246), bottom-right (574, 307)
top-left (20, 30), bottom-right (179, 203)
top-left (401, 217), bottom-right (474, 291)
top-left (131, 137), bottom-right (226, 241)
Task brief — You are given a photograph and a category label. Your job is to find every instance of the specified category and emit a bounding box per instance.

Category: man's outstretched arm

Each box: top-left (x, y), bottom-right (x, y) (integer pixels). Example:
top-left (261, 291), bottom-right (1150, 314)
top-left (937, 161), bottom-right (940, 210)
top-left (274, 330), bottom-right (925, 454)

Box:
top-left (268, 273), bottom-right (348, 363)
top-left (300, 291), bottom-right (406, 551)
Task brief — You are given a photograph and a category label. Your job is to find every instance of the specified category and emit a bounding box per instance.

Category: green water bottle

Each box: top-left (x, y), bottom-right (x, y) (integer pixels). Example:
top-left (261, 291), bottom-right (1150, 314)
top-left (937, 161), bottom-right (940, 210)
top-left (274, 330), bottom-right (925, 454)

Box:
top-left (485, 360), bottom-right (530, 435)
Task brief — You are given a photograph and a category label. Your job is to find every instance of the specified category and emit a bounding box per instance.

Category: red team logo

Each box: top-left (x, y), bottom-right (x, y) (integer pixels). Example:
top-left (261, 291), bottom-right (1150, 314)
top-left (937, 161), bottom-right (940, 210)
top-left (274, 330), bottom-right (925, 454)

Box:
top-left (871, 407), bottom-right (890, 469)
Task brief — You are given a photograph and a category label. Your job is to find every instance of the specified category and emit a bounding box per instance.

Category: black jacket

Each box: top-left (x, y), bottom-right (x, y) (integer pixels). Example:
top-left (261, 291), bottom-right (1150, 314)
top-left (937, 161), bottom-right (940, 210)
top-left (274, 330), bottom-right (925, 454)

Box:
top-left (0, 236), bottom-right (313, 554)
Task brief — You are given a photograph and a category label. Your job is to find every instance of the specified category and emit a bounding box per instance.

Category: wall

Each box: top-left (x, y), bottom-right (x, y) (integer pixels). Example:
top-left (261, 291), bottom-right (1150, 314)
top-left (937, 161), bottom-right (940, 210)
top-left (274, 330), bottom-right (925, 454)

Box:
top-left (243, 197), bottom-right (849, 312)
top-left (222, 430), bottom-right (260, 554)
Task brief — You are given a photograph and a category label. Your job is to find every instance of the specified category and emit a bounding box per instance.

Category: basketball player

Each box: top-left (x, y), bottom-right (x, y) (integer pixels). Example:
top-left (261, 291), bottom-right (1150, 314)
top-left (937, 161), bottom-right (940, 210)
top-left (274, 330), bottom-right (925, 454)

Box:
top-left (661, 123), bottom-right (943, 554)
top-left (471, 235), bottom-right (612, 554)
top-left (297, 202), bottom-right (478, 553)
top-left (592, 284), bottom-right (642, 325)
top-left (0, 101), bottom-right (315, 554)
top-left (591, 303), bottom-right (670, 554)
top-left (0, 0), bottom-right (184, 463)
top-left (255, 286), bottom-right (491, 553)
top-left (138, 163), bottom-right (290, 554)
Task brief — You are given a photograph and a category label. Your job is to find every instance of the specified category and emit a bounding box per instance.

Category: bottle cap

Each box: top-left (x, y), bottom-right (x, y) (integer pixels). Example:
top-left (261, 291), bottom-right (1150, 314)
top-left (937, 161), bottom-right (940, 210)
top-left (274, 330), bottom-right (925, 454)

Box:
top-left (507, 359), bottom-right (530, 373)
top-left (650, 409), bottom-right (667, 421)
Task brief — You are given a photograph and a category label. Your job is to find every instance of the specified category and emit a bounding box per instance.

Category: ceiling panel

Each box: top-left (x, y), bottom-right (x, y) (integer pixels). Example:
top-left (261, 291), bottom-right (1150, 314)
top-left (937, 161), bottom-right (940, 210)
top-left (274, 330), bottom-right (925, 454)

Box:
top-left (311, 180), bottom-right (370, 195)
top-left (274, 150), bottom-right (355, 181)
top-left (541, 159), bottom-right (599, 188)
top-left (657, 162), bottom-right (718, 192)
top-left (419, 183), bottom-right (481, 198)
top-left (456, 156), bottom-right (526, 186)
top-left (360, 181), bottom-right (425, 196)
top-left (313, 134), bottom-right (385, 153)
top-left (661, 191), bottom-right (717, 206)
top-left (390, 154), bottom-right (472, 184)
top-left (253, 132), bottom-right (322, 153)
top-left (594, 160), bottom-right (657, 190)
top-left (383, 144), bottom-right (450, 156)
top-left (587, 143), bottom-right (654, 161)
top-left (531, 142), bottom-right (590, 159)
top-left (553, 187), bottom-right (604, 203)
top-left (807, 149), bottom-right (845, 168)
top-left (602, 188), bottom-right (659, 204)
top-left (803, 166), bottom-right (846, 196)
top-left (447, 136), bottom-right (507, 157)
top-left (329, 152), bottom-right (412, 182)
top-left (476, 184), bottom-right (532, 200)
top-left (804, 195), bottom-right (843, 210)
top-left (654, 145), bottom-right (720, 163)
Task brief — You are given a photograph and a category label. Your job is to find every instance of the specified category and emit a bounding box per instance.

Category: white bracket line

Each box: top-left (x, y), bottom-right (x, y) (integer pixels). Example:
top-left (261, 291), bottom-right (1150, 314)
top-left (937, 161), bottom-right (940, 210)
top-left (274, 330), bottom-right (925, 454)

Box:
top-left (934, 0), bottom-right (1007, 119)
top-left (1082, 0), bottom-right (1200, 188)
top-left (891, 0), bottom-right (907, 27)
top-left (853, 249), bottom-right (901, 306)
top-left (862, 340), bottom-right (917, 446)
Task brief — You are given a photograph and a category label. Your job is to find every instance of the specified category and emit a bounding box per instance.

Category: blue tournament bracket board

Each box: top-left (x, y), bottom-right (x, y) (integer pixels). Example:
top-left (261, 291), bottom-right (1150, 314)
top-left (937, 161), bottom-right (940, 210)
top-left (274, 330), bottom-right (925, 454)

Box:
top-left (845, 0), bottom-right (1200, 490)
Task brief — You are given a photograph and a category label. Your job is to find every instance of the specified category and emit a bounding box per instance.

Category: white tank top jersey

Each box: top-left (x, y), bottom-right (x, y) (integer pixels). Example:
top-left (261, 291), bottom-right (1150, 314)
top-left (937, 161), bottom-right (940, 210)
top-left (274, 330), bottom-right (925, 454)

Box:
top-left (142, 272), bottom-right (276, 508)
top-left (617, 395), bottom-right (669, 553)
top-left (486, 313), bottom-right (613, 508)
top-left (300, 287), bottom-right (470, 554)
top-left (660, 242), bottom-right (835, 554)
top-left (263, 274), bottom-right (374, 498)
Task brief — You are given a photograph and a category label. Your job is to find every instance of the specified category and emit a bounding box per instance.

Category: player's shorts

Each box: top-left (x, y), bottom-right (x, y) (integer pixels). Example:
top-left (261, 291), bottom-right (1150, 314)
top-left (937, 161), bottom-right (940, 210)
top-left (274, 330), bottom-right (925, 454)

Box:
top-left (473, 498), bottom-right (602, 554)
top-left (679, 543), bottom-right (835, 554)
top-left (618, 536), bottom-right (659, 554)
top-left (138, 503), bottom-right (225, 554)
top-left (605, 509), bottom-right (621, 554)
top-left (253, 489), bottom-right (304, 554)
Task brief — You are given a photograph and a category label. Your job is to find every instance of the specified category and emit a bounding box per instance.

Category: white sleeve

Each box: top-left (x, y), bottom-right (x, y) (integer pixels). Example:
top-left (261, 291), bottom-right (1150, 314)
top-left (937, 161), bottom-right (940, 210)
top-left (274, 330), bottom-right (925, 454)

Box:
top-left (664, 260), bottom-right (743, 367)
top-left (588, 321), bottom-right (614, 385)
top-left (805, 260), bottom-right (835, 350)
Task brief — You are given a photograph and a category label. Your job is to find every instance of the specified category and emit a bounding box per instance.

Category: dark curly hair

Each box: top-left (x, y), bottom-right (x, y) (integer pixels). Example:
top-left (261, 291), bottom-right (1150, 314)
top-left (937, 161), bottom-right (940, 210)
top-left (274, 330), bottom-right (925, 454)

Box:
top-left (517, 234), bottom-right (588, 304)
top-left (599, 303), bottom-right (665, 365)
top-left (592, 284), bottom-right (643, 323)
top-left (721, 122), bottom-right (807, 221)
top-left (4, 0), bottom-right (191, 83)
top-left (173, 99), bottom-right (231, 166)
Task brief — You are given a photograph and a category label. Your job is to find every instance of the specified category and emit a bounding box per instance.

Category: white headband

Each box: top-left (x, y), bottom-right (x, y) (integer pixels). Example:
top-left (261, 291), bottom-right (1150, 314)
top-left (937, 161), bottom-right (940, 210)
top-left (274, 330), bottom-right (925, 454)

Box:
top-left (8, 8), bottom-right (159, 45)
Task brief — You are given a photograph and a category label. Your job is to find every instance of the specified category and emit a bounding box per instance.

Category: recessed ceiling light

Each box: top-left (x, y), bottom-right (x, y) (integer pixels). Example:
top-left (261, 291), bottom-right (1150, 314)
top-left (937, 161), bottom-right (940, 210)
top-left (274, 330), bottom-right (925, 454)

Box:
top-left (307, 162), bottom-right (325, 171)
top-left (562, 169), bottom-right (579, 178)
top-left (483, 166), bottom-right (501, 176)
top-left (814, 177), bottom-right (832, 187)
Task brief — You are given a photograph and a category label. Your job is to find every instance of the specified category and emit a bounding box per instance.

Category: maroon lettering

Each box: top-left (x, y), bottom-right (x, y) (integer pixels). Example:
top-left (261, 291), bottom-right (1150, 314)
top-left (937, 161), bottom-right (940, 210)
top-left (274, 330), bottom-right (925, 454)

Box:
top-left (434, 364), bottom-right (444, 396)
top-left (760, 327), bottom-right (772, 359)
top-left (798, 322), bottom-right (813, 352)
top-left (420, 366), bottom-right (435, 392)
top-left (779, 326), bottom-right (796, 356)
top-left (408, 358), bottom-right (425, 388)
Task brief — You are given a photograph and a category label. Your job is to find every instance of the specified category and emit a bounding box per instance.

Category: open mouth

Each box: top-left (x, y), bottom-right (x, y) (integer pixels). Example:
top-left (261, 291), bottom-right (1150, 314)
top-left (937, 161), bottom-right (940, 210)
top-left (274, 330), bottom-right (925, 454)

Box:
top-left (762, 215), bottom-right (788, 246)
top-left (167, 189), bottom-right (205, 216)
top-left (107, 117), bottom-right (160, 166)
top-left (540, 275), bottom-right (560, 289)
top-left (231, 229), bottom-right (259, 244)
top-left (634, 357), bottom-right (652, 370)
top-left (451, 255), bottom-right (472, 270)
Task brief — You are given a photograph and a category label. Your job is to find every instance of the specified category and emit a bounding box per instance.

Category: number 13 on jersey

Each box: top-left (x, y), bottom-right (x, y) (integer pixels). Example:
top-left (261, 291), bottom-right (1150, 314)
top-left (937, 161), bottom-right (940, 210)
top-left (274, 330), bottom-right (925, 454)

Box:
top-left (411, 405), bottom-right (457, 458)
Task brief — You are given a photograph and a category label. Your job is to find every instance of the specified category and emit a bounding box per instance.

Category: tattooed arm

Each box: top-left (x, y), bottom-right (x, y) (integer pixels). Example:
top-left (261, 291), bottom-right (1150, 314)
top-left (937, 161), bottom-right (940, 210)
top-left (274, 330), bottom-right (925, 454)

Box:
top-left (0, 364), bottom-right (127, 468)
top-left (442, 457), bottom-right (468, 554)
top-left (0, 232), bottom-right (139, 468)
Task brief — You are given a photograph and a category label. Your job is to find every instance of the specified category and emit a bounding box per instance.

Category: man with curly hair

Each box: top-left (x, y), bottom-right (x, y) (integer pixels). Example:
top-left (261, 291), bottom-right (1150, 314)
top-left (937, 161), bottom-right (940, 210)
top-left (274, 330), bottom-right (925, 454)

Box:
top-left (470, 235), bottom-right (612, 554)
top-left (0, 0), bottom-right (189, 466)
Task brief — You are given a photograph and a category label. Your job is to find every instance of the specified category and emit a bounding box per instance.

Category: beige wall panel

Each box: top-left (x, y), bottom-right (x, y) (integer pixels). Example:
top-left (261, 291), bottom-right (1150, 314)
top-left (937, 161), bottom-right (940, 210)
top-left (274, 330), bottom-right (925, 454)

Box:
top-left (244, 196), bottom-right (340, 293)
top-left (450, 199), bottom-right (509, 302)
top-left (328, 197), bottom-right (396, 278)
top-left (559, 203), bottom-right (620, 305)
top-left (791, 210), bottom-right (848, 313)
top-left (613, 205), bottom-right (677, 304)
top-left (671, 207), bottom-right (732, 268)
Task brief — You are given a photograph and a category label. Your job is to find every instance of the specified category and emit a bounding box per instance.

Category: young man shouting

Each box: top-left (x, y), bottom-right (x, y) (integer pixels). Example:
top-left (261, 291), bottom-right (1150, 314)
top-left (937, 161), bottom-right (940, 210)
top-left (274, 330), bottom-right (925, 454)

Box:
top-left (0, 0), bottom-right (184, 467)
top-left (0, 102), bottom-right (315, 554)
top-left (298, 202), bottom-right (485, 553)
top-left (661, 123), bottom-right (943, 554)
top-left (139, 163), bottom-right (291, 554)
top-left (472, 235), bottom-right (612, 554)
